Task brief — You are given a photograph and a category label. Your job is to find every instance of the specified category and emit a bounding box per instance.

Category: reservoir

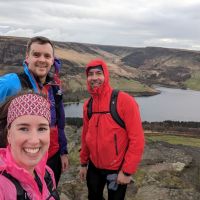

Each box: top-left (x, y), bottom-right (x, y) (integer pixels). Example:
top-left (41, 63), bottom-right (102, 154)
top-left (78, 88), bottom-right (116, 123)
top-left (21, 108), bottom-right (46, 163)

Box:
top-left (64, 87), bottom-right (200, 122)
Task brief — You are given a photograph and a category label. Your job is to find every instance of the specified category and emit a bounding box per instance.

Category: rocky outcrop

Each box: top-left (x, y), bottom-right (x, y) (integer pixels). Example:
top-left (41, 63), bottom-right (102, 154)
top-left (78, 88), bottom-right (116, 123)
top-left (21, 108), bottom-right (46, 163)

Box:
top-left (0, 37), bottom-right (27, 72)
top-left (58, 126), bottom-right (200, 200)
top-left (134, 142), bottom-right (200, 200)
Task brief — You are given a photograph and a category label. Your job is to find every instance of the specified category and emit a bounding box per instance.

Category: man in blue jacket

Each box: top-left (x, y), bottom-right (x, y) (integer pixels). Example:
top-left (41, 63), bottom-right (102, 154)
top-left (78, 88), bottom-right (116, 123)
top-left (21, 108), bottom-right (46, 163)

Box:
top-left (0, 36), bottom-right (69, 186)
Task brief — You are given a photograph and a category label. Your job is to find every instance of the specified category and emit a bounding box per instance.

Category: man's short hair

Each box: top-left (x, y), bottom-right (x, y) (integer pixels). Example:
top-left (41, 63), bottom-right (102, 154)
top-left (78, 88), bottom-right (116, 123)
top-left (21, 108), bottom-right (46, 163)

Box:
top-left (86, 65), bottom-right (103, 75)
top-left (26, 36), bottom-right (55, 55)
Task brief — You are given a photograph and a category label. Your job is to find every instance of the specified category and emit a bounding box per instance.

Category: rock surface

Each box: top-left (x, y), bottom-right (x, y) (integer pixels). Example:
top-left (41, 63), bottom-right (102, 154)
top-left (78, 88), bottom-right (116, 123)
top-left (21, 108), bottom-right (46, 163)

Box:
top-left (57, 126), bottom-right (200, 200)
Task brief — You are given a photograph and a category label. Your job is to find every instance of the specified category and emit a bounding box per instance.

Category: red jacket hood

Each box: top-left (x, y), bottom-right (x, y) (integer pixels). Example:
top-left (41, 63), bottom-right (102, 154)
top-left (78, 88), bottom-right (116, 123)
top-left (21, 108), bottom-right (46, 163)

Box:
top-left (86, 59), bottom-right (111, 96)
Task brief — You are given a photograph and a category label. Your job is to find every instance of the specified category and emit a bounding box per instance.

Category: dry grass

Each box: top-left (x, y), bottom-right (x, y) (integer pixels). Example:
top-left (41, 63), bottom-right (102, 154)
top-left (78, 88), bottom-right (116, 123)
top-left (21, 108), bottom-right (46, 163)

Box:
top-left (55, 48), bottom-right (98, 65)
top-left (110, 78), bottom-right (155, 92)
top-left (184, 71), bottom-right (200, 90)
top-left (146, 133), bottom-right (200, 147)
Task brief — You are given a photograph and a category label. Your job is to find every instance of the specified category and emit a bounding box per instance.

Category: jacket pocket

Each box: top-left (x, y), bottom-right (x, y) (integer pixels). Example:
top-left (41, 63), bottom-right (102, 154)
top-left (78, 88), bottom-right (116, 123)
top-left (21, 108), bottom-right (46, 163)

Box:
top-left (114, 134), bottom-right (118, 156)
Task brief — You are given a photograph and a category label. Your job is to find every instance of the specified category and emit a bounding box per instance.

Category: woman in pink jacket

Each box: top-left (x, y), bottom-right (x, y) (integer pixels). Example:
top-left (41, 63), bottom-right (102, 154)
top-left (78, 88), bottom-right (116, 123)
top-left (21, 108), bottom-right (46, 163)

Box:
top-left (0, 93), bottom-right (59, 199)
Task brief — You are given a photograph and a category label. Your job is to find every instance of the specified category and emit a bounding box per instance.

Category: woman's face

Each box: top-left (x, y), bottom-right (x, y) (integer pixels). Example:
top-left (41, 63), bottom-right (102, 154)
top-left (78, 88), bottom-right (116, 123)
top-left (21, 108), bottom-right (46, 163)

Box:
top-left (7, 115), bottom-right (50, 173)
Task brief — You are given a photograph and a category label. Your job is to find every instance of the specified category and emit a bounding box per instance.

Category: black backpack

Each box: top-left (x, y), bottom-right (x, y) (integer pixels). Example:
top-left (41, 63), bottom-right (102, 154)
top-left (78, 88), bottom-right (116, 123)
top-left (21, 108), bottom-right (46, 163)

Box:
top-left (1, 170), bottom-right (60, 200)
top-left (87, 90), bottom-right (125, 129)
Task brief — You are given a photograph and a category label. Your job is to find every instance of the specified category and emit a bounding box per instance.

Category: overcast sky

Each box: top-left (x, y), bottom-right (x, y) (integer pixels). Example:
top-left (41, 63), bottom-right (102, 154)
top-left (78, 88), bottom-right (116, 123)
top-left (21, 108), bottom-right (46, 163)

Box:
top-left (0, 0), bottom-right (200, 50)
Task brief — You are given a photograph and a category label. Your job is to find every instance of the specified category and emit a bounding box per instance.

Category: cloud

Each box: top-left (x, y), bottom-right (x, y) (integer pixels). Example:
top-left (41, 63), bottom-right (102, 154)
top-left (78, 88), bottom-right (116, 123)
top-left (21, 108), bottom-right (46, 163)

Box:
top-left (0, 0), bottom-right (200, 50)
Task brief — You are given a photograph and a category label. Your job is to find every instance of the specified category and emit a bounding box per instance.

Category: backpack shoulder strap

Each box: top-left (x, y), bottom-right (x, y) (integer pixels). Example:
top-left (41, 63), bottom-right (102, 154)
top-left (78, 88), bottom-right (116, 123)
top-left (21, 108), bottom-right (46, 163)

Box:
top-left (1, 170), bottom-right (60, 200)
top-left (44, 169), bottom-right (53, 193)
top-left (17, 72), bottom-right (33, 90)
top-left (52, 85), bottom-right (63, 121)
top-left (110, 90), bottom-right (126, 129)
top-left (87, 97), bottom-right (93, 120)
top-left (1, 171), bottom-right (30, 200)
top-left (44, 169), bottom-right (60, 200)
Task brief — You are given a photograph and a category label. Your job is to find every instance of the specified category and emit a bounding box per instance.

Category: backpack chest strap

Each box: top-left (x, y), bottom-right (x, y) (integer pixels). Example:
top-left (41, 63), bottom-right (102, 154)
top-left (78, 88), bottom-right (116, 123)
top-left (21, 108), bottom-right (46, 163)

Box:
top-left (87, 90), bottom-right (126, 129)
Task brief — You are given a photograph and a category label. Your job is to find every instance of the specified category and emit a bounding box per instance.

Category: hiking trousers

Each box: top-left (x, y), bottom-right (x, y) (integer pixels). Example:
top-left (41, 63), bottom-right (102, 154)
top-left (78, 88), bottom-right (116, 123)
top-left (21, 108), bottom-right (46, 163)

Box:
top-left (47, 151), bottom-right (62, 187)
top-left (86, 161), bottom-right (127, 200)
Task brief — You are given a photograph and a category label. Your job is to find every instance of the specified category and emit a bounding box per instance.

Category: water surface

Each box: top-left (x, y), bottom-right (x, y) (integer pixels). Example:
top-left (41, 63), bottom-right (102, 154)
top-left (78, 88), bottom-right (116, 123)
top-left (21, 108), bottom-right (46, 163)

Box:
top-left (65, 87), bottom-right (200, 122)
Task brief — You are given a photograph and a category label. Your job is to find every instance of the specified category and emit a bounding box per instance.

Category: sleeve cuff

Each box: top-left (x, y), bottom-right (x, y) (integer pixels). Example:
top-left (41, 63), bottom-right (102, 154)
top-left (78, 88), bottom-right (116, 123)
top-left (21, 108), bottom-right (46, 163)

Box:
top-left (123, 171), bottom-right (131, 176)
top-left (60, 150), bottom-right (68, 155)
top-left (81, 164), bottom-right (88, 167)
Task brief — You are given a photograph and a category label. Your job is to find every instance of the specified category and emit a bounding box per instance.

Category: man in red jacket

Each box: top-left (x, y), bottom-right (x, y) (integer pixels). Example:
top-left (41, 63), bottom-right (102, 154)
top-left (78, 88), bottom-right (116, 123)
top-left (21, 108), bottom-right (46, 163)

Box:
top-left (79, 59), bottom-right (145, 200)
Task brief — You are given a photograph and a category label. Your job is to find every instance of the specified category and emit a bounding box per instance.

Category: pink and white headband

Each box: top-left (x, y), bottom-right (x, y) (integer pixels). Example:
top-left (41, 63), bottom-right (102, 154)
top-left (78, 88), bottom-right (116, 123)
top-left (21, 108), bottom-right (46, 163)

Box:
top-left (7, 93), bottom-right (51, 126)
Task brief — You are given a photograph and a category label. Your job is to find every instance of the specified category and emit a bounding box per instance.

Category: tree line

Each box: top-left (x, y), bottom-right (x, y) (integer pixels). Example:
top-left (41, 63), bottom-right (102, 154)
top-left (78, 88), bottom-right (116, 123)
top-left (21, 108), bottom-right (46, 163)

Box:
top-left (66, 118), bottom-right (200, 132)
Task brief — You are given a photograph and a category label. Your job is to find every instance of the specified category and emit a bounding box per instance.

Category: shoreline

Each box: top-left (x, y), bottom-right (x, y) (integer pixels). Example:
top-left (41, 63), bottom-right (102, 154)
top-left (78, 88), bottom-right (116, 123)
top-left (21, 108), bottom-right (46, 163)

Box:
top-left (65, 117), bottom-right (200, 126)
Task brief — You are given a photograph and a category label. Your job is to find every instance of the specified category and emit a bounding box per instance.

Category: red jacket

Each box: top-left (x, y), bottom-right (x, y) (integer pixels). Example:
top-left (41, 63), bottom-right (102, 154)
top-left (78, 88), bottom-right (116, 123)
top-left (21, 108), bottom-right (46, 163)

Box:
top-left (80, 59), bottom-right (145, 174)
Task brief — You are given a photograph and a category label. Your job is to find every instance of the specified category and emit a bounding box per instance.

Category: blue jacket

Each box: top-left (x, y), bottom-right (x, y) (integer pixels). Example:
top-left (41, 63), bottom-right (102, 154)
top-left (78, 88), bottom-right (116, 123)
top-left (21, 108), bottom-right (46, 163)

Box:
top-left (0, 62), bottom-right (67, 156)
top-left (0, 73), bottom-right (21, 103)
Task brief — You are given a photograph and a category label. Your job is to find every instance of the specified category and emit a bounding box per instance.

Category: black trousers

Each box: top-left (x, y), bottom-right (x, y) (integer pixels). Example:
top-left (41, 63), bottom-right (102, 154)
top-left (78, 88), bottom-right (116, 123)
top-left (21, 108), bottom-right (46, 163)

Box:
top-left (86, 161), bottom-right (127, 200)
top-left (47, 151), bottom-right (62, 187)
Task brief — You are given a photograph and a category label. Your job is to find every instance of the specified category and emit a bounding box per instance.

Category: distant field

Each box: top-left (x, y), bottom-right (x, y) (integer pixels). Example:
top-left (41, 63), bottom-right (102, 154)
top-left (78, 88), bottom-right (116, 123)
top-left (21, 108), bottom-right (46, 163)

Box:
top-left (184, 72), bottom-right (200, 91)
top-left (0, 70), bottom-right (7, 75)
top-left (67, 75), bottom-right (155, 93)
top-left (68, 77), bottom-right (86, 92)
top-left (146, 134), bottom-right (200, 147)
top-left (110, 77), bottom-right (154, 92)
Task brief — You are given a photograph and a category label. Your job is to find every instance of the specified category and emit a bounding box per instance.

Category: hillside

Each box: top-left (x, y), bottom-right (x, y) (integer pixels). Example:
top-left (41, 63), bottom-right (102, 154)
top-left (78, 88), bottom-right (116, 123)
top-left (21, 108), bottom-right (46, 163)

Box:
top-left (0, 36), bottom-right (200, 102)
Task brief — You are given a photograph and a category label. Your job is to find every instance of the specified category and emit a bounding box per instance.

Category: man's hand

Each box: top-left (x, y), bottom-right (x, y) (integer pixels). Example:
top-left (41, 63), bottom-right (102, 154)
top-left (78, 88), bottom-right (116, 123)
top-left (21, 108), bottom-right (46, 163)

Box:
top-left (117, 171), bottom-right (131, 185)
top-left (60, 154), bottom-right (69, 172)
top-left (79, 166), bottom-right (87, 181)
